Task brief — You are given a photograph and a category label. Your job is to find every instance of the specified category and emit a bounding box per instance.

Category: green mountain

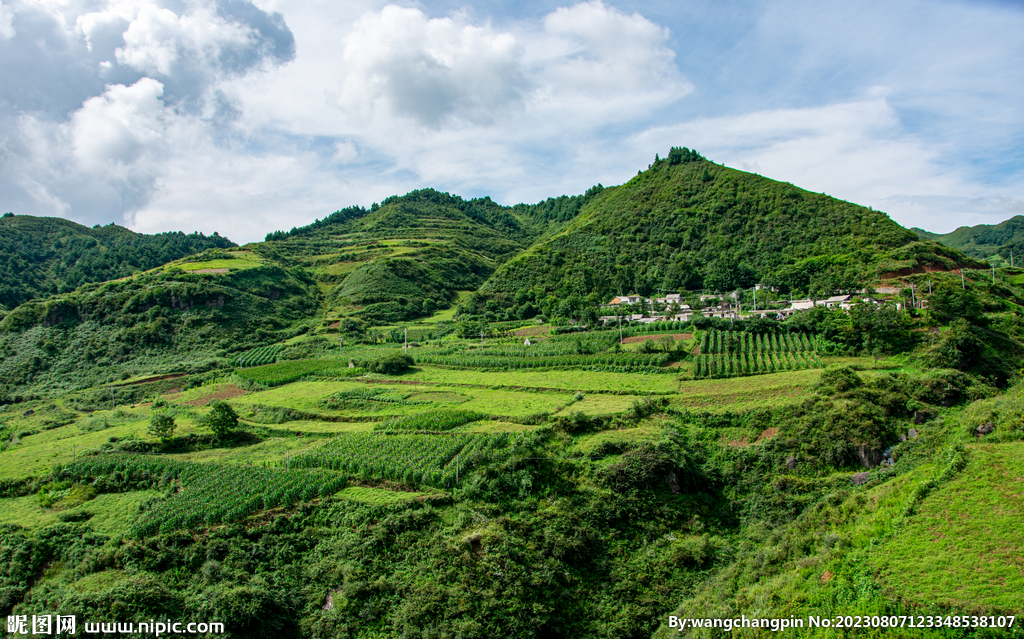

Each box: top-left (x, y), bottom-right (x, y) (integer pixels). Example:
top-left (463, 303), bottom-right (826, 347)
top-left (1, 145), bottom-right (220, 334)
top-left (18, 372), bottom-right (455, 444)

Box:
top-left (483, 153), bottom-right (974, 303)
top-left (0, 213), bottom-right (235, 311)
top-left (257, 188), bottom-right (594, 325)
top-left (913, 215), bottom-right (1024, 264)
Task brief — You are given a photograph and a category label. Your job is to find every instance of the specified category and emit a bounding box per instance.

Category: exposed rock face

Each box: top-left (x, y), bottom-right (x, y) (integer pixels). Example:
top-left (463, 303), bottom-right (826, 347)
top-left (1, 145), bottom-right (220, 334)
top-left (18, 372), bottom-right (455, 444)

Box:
top-left (665, 471), bottom-right (680, 494)
top-left (908, 428), bottom-right (919, 440)
top-left (976, 422), bottom-right (996, 436)
top-left (851, 472), bottom-right (870, 485)
top-left (856, 446), bottom-right (883, 468)
top-left (785, 455), bottom-right (797, 470)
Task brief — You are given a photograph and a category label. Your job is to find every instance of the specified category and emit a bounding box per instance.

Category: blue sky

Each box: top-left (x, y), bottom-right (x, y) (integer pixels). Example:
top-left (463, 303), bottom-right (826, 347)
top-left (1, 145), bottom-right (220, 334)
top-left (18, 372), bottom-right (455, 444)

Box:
top-left (0, 0), bottom-right (1021, 242)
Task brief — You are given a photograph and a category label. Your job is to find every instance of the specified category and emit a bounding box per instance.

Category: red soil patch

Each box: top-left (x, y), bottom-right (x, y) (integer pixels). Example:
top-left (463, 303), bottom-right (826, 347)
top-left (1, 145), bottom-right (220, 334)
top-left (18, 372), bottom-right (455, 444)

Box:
top-left (757, 427), bottom-right (778, 441)
top-left (328, 321), bottom-right (341, 329)
top-left (621, 333), bottom-right (693, 344)
top-left (726, 427), bottom-right (779, 448)
top-left (173, 385), bottom-right (249, 407)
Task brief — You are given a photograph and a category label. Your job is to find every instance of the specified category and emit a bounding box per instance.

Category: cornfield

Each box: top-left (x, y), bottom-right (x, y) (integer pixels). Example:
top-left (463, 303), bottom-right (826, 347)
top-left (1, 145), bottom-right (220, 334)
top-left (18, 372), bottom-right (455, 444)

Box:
top-left (235, 359), bottom-right (364, 386)
top-left (57, 457), bottom-right (347, 536)
top-left (292, 431), bottom-right (523, 487)
top-left (692, 330), bottom-right (823, 378)
top-left (233, 344), bottom-right (285, 367)
top-left (374, 409), bottom-right (484, 431)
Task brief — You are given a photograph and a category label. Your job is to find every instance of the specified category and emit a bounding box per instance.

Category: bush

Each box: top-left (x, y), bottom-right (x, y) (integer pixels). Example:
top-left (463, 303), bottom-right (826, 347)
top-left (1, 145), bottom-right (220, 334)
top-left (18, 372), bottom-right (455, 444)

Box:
top-left (366, 353), bottom-right (414, 375)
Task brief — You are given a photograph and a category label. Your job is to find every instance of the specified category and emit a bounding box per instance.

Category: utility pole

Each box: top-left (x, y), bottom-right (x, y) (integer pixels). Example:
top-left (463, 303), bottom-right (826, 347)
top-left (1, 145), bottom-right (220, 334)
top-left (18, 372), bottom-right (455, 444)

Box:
top-left (910, 283), bottom-right (916, 309)
top-left (928, 280), bottom-right (932, 295)
top-left (961, 269), bottom-right (966, 290)
top-left (404, 327), bottom-right (408, 351)
top-left (480, 331), bottom-right (485, 347)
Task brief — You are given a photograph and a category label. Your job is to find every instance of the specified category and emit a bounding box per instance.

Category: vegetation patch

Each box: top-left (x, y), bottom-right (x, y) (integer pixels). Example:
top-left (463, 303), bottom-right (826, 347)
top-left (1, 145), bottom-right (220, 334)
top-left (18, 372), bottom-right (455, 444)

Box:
top-left (337, 486), bottom-right (431, 505)
top-left (865, 442), bottom-right (1024, 613)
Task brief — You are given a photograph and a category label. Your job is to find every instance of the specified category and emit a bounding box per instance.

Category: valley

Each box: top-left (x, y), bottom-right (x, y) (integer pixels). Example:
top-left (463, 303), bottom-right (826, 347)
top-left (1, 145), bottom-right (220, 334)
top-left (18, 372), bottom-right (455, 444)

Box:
top-left (1, 153), bottom-right (1022, 638)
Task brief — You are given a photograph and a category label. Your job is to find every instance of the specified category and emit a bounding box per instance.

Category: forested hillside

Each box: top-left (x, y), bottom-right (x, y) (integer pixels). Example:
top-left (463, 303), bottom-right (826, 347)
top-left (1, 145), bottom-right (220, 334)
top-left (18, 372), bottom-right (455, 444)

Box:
top-left (914, 215), bottom-right (1024, 265)
top-left (484, 151), bottom-right (975, 303)
top-left (0, 214), bottom-right (235, 310)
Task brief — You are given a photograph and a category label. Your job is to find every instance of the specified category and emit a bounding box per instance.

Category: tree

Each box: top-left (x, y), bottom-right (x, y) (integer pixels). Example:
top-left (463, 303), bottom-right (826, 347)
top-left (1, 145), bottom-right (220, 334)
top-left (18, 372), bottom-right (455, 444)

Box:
top-left (202, 400), bottom-right (239, 438)
top-left (148, 414), bottom-right (176, 441)
top-left (928, 283), bottom-right (983, 324)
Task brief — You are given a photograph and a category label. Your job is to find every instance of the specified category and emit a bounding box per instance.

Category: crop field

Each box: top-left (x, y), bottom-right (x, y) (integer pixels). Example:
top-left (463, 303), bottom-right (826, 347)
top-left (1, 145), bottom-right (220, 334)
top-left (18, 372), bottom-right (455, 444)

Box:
top-left (375, 409), bottom-right (484, 431)
top-left (292, 431), bottom-right (526, 487)
top-left (692, 330), bottom-right (823, 378)
top-left (234, 358), bottom-right (365, 386)
top-left (58, 457), bottom-right (348, 536)
top-left (406, 367), bottom-right (681, 393)
top-left (234, 344), bottom-right (285, 367)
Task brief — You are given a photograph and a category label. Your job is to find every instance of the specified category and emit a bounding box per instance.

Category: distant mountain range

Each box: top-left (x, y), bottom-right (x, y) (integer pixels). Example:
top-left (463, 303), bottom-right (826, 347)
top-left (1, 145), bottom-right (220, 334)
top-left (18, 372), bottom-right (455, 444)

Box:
top-left (913, 216), bottom-right (1024, 265)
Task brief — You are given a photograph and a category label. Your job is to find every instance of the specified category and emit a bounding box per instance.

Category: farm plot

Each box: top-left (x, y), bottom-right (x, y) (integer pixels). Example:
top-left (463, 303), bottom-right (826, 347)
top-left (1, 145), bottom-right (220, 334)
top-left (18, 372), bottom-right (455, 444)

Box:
top-left (292, 431), bottom-right (525, 487)
top-left (692, 330), bottom-right (823, 378)
top-left (234, 359), bottom-right (364, 387)
top-left (58, 457), bottom-right (347, 536)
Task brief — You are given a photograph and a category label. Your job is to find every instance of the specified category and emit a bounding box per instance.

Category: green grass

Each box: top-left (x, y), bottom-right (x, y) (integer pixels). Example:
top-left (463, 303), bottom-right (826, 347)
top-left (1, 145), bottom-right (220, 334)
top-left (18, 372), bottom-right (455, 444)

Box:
top-left (673, 369), bottom-right (821, 412)
top-left (865, 442), bottom-right (1024, 613)
top-left (0, 419), bottom-right (151, 480)
top-left (337, 486), bottom-right (431, 505)
top-left (0, 490), bottom-right (160, 535)
top-left (71, 570), bottom-right (131, 593)
top-left (166, 436), bottom-right (321, 465)
top-left (551, 394), bottom-right (640, 416)
top-left (460, 420), bottom-right (541, 433)
top-left (572, 419), bottom-right (667, 454)
top-left (175, 251), bottom-right (261, 271)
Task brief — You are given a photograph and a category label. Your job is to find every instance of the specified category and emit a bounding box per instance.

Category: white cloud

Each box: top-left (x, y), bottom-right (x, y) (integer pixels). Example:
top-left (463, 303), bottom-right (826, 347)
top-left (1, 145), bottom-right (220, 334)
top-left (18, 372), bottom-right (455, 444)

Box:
top-left (336, 5), bottom-right (526, 127)
top-left (115, 3), bottom-right (256, 77)
top-left (0, 1), bottom-right (15, 39)
top-left (632, 92), bottom-right (1024, 233)
top-left (71, 78), bottom-right (166, 171)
